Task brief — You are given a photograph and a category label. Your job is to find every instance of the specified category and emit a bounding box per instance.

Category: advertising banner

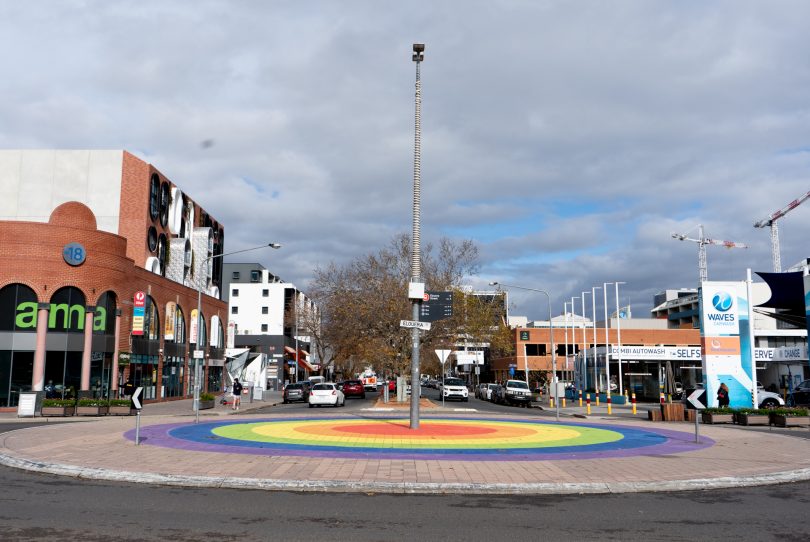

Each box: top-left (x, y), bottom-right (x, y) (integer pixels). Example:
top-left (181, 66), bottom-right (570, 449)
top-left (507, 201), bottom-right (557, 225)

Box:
top-left (164, 302), bottom-right (176, 341)
top-left (131, 291), bottom-right (146, 336)
top-left (190, 309), bottom-right (199, 344)
top-left (699, 281), bottom-right (752, 407)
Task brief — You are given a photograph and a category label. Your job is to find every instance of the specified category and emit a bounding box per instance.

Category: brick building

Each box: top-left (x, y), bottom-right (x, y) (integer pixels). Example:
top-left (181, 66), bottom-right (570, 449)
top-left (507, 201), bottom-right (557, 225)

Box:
top-left (0, 150), bottom-right (227, 408)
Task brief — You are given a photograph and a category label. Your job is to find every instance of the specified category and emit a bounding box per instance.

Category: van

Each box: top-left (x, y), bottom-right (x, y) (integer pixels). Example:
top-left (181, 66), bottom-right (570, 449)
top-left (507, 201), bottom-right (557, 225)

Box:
top-left (309, 375), bottom-right (326, 386)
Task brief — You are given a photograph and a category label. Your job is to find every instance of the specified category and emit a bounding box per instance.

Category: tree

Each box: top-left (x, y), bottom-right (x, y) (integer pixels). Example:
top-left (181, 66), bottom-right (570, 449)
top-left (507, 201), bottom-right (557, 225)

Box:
top-left (308, 233), bottom-right (509, 379)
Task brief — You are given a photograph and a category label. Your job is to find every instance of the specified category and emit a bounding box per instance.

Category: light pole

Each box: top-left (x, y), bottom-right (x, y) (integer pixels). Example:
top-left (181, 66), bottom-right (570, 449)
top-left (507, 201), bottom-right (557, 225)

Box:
top-left (581, 291), bottom-right (589, 392)
top-left (615, 281), bottom-right (626, 396)
top-left (571, 296), bottom-right (579, 389)
top-left (603, 283), bottom-right (613, 396)
top-left (409, 42), bottom-right (425, 430)
top-left (563, 302), bottom-right (570, 382)
top-left (194, 242), bottom-right (281, 423)
top-left (490, 282), bottom-right (558, 421)
top-left (591, 286), bottom-right (601, 393)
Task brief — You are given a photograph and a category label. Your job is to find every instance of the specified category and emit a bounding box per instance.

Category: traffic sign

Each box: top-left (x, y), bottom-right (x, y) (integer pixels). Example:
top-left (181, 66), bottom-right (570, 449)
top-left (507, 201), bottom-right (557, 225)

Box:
top-left (132, 387), bottom-right (144, 410)
top-left (400, 319), bottom-right (431, 331)
top-left (435, 349), bottom-right (452, 365)
top-left (687, 388), bottom-right (705, 410)
top-left (420, 291), bottom-right (453, 322)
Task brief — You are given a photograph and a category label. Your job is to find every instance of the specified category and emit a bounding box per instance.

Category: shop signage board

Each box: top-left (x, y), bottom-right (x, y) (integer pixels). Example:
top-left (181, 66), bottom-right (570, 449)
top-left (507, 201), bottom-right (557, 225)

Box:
top-left (699, 281), bottom-right (753, 408)
top-left (132, 291), bottom-right (146, 336)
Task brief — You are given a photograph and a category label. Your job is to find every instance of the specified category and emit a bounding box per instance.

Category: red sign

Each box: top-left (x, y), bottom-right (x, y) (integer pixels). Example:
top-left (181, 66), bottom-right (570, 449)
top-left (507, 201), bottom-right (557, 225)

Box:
top-left (134, 291), bottom-right (146, 308)
top-left (423, 293), bottom-right (430, 302)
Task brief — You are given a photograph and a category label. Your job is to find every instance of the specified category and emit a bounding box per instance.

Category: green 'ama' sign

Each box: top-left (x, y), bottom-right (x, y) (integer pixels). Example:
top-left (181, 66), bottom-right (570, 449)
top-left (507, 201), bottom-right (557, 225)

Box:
top-left (520, 330), bottom-right (529, 341)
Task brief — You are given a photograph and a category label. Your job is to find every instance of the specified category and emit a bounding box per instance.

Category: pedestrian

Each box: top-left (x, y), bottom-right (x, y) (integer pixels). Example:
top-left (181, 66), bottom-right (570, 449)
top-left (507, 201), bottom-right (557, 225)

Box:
top-left (123, 378), bottom-right (135, 399)
top-left (232, 378), bottom-right (243, 410)
top-left (717, 382), bottom-right (730, 407)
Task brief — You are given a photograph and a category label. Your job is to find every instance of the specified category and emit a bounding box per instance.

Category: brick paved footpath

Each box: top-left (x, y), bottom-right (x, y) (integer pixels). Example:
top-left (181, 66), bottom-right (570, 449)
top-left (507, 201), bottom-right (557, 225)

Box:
top-left (1, 396), bottom-right (810, 494)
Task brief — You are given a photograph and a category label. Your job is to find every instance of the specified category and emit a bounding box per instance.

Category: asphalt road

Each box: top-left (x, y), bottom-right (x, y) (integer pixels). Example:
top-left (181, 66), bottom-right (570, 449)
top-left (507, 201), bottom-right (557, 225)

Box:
top-left (3, 397), bottom-right (810, 541)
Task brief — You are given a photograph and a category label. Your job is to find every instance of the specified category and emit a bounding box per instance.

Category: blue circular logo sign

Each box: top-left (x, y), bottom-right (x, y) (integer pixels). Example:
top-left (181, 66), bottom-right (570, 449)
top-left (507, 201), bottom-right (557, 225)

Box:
top-left (712, 291), bottom-right (733, 312)
top-left (63, 243), bottom-right (86, 266)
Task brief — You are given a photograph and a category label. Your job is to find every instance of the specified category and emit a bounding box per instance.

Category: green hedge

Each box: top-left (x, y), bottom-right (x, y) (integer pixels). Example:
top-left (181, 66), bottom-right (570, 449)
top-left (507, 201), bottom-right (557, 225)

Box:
top-left (200, 392), bottom-right (215, 401)
top-left (108, 399), bottom-right (132, 407)
top-left (42, 398), bottom-right (76, 407)
top-left (77, 398), bottom-right (108, 407)
top-left (770, 407), bottom-right (809, 417)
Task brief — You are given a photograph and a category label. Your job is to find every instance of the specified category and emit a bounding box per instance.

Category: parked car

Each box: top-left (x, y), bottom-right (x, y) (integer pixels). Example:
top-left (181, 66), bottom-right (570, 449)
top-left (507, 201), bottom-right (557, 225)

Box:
top-left (282, 383), bottom-right (307, 404)
top-left (490, 384), bottom-right (505, 404)
top-left (308, 383), bottom-right (345, 408)
top-left (485, 383), bottom-right (499, 401)
top-left (475, 383), bottom-right (487, 399)
top-left (503, 379), bottom-right (532, 407)
top-left (341, 379), bottom-right (366, 399)
top-left (792, 379), bottom-right (810, 406)
top-left (756, 384), bottom-right (784, 408)
top-left (442, 377), bottom-right (469, 402)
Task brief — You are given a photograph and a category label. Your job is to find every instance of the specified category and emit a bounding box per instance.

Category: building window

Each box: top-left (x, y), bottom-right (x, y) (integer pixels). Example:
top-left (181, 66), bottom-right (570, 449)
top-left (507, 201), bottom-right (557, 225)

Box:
top-left (232, 271), bottom-right (240, 279)
top-left (231, 306), bottom-right (238, 315)
top-left (232, 288), bottom-right (239, 297)
top-left (262, 307), bottom-right (268, 314)
top-left (250, 270), bottom-right (260, 282)
top-left (261, 324), bottom-right (268, 332)
top-left (262, 289), bottom-right (269, 297)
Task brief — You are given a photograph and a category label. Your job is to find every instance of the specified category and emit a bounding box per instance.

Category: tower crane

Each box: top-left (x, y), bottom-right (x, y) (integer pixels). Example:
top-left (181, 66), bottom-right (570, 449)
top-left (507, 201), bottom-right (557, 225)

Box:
top-left (753, 190), bottom-right (810, 273)
top-left (671, 224), bottom-right (749, 284)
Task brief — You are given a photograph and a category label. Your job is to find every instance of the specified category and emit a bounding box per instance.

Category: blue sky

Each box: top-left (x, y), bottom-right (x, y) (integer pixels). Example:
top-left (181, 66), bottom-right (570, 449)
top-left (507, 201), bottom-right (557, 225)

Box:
top-left (2, 0), bottom-right (810, 320)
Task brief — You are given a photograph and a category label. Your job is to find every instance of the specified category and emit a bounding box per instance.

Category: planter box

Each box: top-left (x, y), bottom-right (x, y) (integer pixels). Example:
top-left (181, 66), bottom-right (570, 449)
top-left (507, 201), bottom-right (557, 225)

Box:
top-left (702, 412), bottom-right (734, 424)
top-left (647, 409), bottom-right (662, 421)
top-left (108, 405), bottom-right (133, 416)
top-left (771, 414), bottom-right (810, 427)
top-left (76, 406), bottom-right (108, 416)
top-left (199, 400), bottom-right (215, 410)
top-left (737, 413), bottom-right (770, 426)
top-left (661, 403), bottom-right (685, 422)
top-left (41, 406), bottom-right (75, 417)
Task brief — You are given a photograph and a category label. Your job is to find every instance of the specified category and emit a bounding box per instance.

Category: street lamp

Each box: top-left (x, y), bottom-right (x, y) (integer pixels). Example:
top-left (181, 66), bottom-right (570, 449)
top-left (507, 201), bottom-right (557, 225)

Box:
top-left (571, 296), bottom-right (579, 389)
top-left (490, 282), bottom-right (559, 421)
top-left (614, 281), bottom-right (626, 396)
top-left (194, 242), bottom-right (281, 423)
top-left (581, 291), bottom-right (589, 392)
top-left (591, 286), bottom-right (601, 393)
top-left (409, 42), bottom-right (425, 430)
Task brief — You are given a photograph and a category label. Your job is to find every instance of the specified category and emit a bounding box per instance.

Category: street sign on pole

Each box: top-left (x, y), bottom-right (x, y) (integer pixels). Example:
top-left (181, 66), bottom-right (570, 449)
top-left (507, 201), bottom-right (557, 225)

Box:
top-left (400, 319), bottom-right (431, 331)
top-left (420, 291), bottom-right (453, 322)
top-left (131, 387), bottom-right (144, 410)
top-left (435, 349), bottom-right (451, 365)
top-left (687, 388), bottom-right (704, 443)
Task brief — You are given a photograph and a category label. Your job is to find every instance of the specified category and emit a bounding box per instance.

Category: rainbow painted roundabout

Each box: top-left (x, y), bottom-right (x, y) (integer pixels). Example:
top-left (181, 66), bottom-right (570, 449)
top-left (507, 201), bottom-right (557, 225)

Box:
top-left (126, 416), bottom-right (713, 461)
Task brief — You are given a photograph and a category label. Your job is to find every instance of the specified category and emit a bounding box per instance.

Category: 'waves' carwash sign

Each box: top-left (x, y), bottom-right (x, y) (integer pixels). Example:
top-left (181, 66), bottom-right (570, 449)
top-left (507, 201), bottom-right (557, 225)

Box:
top-left (699, 281), bottom-right (753, 408)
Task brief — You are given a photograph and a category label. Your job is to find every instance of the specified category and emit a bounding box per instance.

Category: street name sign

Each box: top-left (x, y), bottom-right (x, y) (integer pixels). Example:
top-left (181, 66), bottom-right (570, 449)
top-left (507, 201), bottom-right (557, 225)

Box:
top-left (400, 319), bottom-right (431, 331)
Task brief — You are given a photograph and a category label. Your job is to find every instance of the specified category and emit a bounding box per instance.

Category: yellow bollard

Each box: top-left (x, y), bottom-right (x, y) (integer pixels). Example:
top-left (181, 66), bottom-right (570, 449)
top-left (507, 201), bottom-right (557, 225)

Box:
top-left (607, 394), bottom-right (612, 415)
top-left (562, 397), bottom-right (566, 408)
top-left (578, 389), bottom-right (583, 407)
top-left (586, 394), bottom-right (591, 415)
top-left (549, 397), bottom-right (554, 408)
top-left (595, 393), bottom-right (600, 407)
top-left (632, 392), bottom-right (637, 415)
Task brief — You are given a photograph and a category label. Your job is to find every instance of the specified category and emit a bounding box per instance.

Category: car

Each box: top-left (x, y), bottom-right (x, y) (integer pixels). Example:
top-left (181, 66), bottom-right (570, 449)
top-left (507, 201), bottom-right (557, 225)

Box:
top-left (490, 384), bottom-right (505, 404)
top-left (341, 379), bottom-right (366, 399)
top-left (441, 377), bottom-right (468, 402)
top-left (485, 383), bottom-right (499, 401)
top-left (282, 383), bottom-right (307, 404)
top-left (791, 379), bottom-right (810, 406)
top-left (475, 383), bottom-right (487, 399)
top-left (308, 383), bottom-right (345, 408)
top-left (503, 379), bottom-right (532, 407)
top-left (756, 384), bottom-right (784, 408)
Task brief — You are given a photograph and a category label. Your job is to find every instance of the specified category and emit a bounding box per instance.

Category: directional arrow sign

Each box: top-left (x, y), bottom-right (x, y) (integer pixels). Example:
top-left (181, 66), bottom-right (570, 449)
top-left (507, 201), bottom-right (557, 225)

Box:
top-left (687, 388), bottom-right (705, 410)
top-left (132, 387), bottom-right (144, 410)
top-left (435, 349), bottom-right (452, 365)
top-left (400, 319), bottom-right (431, 331)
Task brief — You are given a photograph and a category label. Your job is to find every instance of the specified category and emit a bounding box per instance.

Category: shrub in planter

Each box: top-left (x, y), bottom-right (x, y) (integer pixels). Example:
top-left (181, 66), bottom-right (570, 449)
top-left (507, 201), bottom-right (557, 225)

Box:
top-left (108, 398), bottom-right (133, 415)
top-left (199, 392), bottom-right (216, 409)
top-left (770, 407), bottom-right (810, 427)
top-left (735, 408), bottom-right (771, 426)
top-left (76, 398), bottom-right (108, 416)
top-left (702, 407), bottom-right (734, 424)
top-left (41, 398), bottom-right (76, 417)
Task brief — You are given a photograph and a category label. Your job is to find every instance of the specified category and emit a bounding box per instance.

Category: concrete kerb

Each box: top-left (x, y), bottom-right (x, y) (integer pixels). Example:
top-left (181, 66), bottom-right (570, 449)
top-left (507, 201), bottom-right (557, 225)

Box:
top-left (2, 449), bottom-right (810, 495)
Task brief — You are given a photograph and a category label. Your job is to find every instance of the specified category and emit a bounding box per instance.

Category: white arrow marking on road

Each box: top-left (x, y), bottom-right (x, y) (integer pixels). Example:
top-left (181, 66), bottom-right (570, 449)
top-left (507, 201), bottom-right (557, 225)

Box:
top-left (687, 388), bottom-right (705, 410)
top-left (132, 387), bottom-right (144, 410)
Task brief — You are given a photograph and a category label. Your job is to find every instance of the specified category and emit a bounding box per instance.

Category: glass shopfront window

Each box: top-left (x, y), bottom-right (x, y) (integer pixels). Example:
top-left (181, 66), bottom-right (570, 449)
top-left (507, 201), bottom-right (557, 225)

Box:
top-left (162, 304), bottom-right (185, 398)
top-left (0, 284), bottom-right (38, 407)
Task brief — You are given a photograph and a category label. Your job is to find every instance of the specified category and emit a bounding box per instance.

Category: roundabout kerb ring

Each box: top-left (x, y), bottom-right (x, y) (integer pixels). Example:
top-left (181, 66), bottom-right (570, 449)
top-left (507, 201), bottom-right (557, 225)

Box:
top-left (124, 416), bottom-right (714, 461)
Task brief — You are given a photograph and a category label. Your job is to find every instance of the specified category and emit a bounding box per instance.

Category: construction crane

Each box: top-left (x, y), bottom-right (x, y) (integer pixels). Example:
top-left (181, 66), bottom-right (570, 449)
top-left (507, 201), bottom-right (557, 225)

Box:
top-left (754, 190), bottom-right (810, 273)
top-left (671, 224), bottom-right (749, 284)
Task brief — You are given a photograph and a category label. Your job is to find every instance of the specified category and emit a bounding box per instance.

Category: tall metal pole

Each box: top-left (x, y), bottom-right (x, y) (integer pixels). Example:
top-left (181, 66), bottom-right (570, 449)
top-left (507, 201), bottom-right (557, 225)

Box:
top-left (591, 286), bottom-right (601, 393)
top-left (194, 242), bottom-right (281, 423)
top-left (615, 282), bottom-right (626, 396)
top-left (409, 43), bottom-right (425, 430)
top-left (603, 283), bottom-right (612, 396)
top-left (564, 302), bottom-right (570, 382)
top-left (581, 292), bottom-right (589, 392)
top-left (571, 296), bottom-right (579, 389)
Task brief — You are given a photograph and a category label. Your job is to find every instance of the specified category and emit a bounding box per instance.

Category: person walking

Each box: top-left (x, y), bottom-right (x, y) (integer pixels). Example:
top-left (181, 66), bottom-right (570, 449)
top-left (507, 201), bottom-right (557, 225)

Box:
top-left (232, 378), bottom-right (243, 410)
top-left (717, 382), bottom-right (730, 407)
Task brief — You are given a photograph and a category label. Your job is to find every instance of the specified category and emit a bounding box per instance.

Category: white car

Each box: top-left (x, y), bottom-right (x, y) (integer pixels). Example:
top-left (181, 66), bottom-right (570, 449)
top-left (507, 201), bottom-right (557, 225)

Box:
top-left (308, 383), bottom-right (345, 408)
top-left (756, 384), bottom-right (784, 408)
top-left (441, 377), bottom-right (469, 402)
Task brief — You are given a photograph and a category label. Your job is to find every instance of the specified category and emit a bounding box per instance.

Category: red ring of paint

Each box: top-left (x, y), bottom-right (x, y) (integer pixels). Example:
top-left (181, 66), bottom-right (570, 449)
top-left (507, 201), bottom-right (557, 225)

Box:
top-left (329, 423), bottom-right (498, 437)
